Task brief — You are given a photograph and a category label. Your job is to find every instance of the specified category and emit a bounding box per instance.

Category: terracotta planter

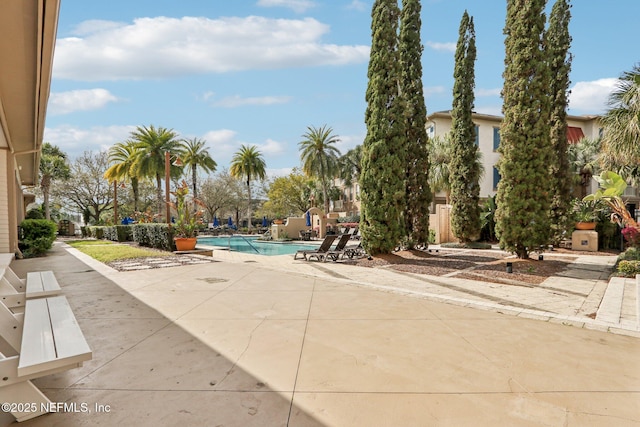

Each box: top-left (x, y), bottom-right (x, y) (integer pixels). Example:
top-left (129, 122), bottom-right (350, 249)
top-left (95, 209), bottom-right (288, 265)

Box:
top-left (575, 222), bottom-right (596, 230)
top-left (174, 237), bottom-right (197, 251)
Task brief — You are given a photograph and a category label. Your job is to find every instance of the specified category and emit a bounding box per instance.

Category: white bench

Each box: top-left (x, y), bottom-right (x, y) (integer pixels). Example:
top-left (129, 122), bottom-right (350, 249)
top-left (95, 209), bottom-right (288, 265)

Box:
top-left (0, 269), bottom-right (62, 312)
top-left (0, 295), bottom-right (92, 422)
top-left (26, 271), bottom-right (62, 298)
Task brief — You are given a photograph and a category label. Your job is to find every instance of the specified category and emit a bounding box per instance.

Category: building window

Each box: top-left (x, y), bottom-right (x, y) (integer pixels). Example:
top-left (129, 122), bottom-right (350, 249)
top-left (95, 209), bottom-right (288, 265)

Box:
top-left (427, 125), bottom-right (435, 139)
top-left (598, 127), bottom-right (604, 138)
top-left (493, 127), bottom-right (500, 151)
top-left (493, 167), bottom-right (501, 190)
top-left (475, 125), bottom-right (479, 146)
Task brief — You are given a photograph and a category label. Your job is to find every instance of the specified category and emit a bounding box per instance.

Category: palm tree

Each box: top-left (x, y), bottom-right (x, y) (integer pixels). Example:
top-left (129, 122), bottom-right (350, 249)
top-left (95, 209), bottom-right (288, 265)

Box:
top-left (569, 137), bottom-right (601, 198)
top-left (229, 145), bottom-right (266, 231)
top-left (129, 125), bottom-right (182, 218)
top-left (428, 135), bottom-right (484, 205)
top-left (299, 125), bottom-right (341, 214)
top-left (104, 141), bottom-right (140, 212)
top-left (180, 138), bottom-right (217, 198)
top-left (338, 145), bottom-right (362, 186)
top-left (428, 136), bottom-right (453, 204)
top-left (601, 64), bottom-right (640, 174)
top-left (40, 143), bottom-right (71, 220)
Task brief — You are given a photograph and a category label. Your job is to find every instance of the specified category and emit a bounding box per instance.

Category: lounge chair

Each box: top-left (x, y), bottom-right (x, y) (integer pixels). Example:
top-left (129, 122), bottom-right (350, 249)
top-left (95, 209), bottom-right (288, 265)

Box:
top-left (344, 241), bottom-right (367, 259)
top-left (294, 235), bottom-right (337, 261)
top-left (323, 234), bottom-right (353, 262)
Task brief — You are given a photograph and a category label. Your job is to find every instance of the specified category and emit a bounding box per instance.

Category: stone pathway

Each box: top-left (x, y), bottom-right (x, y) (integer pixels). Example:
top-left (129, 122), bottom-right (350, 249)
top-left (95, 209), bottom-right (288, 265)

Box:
top-left (107, 254), bottom-right (216, 271)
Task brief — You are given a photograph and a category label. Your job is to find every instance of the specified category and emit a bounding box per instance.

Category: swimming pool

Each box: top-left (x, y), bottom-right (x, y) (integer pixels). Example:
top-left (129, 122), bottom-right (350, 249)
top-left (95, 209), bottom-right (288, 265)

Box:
top-left (198, 236), bottom-right (316, 256)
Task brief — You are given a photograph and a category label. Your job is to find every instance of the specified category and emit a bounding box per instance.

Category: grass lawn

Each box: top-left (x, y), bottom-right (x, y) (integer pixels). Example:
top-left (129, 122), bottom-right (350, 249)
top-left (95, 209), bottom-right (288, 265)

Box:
top-left (66, 240), bottom-right (171, 263)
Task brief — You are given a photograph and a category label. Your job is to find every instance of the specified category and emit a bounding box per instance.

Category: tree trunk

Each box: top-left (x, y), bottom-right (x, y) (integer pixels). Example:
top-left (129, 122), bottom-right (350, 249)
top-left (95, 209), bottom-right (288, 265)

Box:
top-left (246, 180), bottom-right (252, 231)
top-left (192, 166), bottom-right (198, 198)
top-left (156, 174), bottom-right (163, 219)
top-left (321, 175), bottom-right (330, 214)
top-left (132, 178), bottom-right (139, 213)
top-left (41, 175), bottom-right (51, 220)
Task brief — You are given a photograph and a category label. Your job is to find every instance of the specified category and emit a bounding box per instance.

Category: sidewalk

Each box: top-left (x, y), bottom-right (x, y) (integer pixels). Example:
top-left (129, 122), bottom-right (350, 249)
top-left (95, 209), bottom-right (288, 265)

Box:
top-left (5, 243), bottom-right (640, 426)
top-left (207, 245), bottom-right (638, 336)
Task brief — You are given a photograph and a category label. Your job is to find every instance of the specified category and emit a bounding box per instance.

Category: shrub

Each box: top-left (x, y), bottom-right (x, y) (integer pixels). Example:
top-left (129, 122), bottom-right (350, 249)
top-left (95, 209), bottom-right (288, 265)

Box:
top-left (25, 209), bottom-right (45, 220)
top-left (337, 215), bottom-right (360, 224)
top-left (619, 247), bottom-right (640, 261)
top-left (101, 226), bottom-right (131, 242)
top-left (617, 260), bottom-right (640, 277)
top-left (622, 227), bottom-right (640, 248)
top-left (89, 226), bottom-right (105, 240)
top-left (132, 223), bottom-right (174, 251)
top-left (19, 219), bottom-right (57, 257)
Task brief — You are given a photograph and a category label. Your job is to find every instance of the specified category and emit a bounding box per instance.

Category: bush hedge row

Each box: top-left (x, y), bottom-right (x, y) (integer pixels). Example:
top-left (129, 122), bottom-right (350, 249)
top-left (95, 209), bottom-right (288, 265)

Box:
top-left (19, 219), bottom-right (57, 258)
top-left (80, 224), bottom-right (175, 251)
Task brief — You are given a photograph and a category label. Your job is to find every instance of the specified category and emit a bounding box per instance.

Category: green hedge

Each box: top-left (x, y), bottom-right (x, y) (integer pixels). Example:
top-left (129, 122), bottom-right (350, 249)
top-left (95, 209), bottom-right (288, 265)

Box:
top-left (88, 226), bottom-right (105, 240)
top-left (132, 224), bottom-right (174, 251)
top-left (337, 215), bottom-right (360, 223)
top-left (617, 260), bottom-right (640, 277)
top-left (79, 223), bottom-right (173, 250)
top-left (19, 219), bottom-right (57, 257)
top-left (619, 247), bottom-right (640, 261)
top-left (101, 225), bottom-right (133, 242)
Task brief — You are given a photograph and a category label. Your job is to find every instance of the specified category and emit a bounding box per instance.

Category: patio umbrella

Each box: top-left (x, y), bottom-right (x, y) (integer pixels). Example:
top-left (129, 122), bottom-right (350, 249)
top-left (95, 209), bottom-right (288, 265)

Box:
top-left (228, 216), bottom-right (233, 227)
top-left (305, 211), bottom-right (311, 227)
top-left (213, 216), bottom-right (219, 227)
top-left (262, 216), bottom-right (268, 227)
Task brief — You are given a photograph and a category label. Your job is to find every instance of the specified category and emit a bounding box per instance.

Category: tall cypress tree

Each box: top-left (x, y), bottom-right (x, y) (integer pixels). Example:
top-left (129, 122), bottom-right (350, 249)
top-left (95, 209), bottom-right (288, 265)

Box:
top-left (449, 11), bottom-right (480, 244)
top-left (546, 0), bottom-right (573, 243)
top-left (496, 0), bottom-right (553, 259)
top-left (400, 0), bottom-right (431, 248)
top-left (360, 0), bottom-right (407, 255)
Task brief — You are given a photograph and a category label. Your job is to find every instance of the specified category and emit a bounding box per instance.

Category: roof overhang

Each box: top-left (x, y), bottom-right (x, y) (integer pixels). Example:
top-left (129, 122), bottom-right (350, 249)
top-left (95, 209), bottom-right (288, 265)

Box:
top-left (0, 0), bottom-right (60, 186)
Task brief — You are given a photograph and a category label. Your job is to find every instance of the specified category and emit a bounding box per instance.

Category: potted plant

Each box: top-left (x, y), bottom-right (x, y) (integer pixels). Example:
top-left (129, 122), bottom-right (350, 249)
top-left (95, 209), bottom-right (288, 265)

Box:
top-left (170, 181), bottom-right (204, 251)
top-left (573, 199), bottom-right (599, 230)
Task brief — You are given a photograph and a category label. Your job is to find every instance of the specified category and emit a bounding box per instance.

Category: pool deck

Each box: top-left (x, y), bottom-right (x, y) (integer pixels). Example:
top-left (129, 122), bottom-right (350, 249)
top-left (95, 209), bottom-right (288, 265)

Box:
top-left (4, 241), bottom-right (640, 426)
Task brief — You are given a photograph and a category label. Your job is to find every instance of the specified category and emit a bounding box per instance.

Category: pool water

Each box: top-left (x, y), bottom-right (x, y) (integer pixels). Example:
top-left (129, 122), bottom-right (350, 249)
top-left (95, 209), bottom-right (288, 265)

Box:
top-left (198, 236), bottom-right (316, 256)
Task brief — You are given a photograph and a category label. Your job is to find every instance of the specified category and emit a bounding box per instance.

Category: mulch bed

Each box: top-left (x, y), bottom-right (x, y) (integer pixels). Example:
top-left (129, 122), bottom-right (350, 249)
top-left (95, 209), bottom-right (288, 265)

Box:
top-left (345, 248), bottom-right (611, 285)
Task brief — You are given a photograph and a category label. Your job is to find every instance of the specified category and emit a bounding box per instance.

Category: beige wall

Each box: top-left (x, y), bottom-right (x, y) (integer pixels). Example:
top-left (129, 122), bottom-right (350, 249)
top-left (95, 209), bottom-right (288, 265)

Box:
top-left (0, 149), bottom-right (9, 252)
top-left (0, 149), bottom-right (25, 254)
top-left (426, 112), bottom-right (606, 201)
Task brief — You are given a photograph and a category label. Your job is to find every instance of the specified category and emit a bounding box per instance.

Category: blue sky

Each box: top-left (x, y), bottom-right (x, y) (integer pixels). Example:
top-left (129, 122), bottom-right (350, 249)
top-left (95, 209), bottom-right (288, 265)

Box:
top-left (45, 0), bottom-right (638, 176)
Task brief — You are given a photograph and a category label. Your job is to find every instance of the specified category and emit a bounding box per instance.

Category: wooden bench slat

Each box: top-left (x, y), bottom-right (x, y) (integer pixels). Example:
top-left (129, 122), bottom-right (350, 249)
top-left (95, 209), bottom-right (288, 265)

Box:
top-left (41, 271), bottom-right (59, 294)
top-left (47, 296), bottom-right (91, 360)
top-left (17, 296), bottom-right (91, 377)
top-left (26, 271), bottom-right (61, 298)
top-left (18, 299), bottom-right (55, 376)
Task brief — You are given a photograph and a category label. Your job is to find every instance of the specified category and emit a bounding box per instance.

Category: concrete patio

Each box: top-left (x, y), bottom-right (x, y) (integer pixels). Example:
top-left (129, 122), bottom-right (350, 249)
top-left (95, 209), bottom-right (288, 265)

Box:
top-left (3, 242), bottom-right (639, 426)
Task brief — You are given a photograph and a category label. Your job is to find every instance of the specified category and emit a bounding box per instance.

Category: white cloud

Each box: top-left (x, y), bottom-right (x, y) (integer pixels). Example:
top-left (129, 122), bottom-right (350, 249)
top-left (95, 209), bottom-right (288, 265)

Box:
top-left (346, 0), bottom-right (368, 11)
top-left (44, 124), bottom-right (135, 158)
top-left (48, 89), bottom-right (119, 115)
top-left (256, 0), bottom-right (316, 13)
top-left (72, 20), bottom-right (126, 36)
top-left (213, 95), bottom-right (293, 108)
top-left (257, 138), bottom-right (286, 154)
top-left (568, 78), bottom-right (618, 114)
top-left (426, 41), bottom-right (456, 53)
top-left (201, 91), bottom-right (215, 102)
top-left (476, 88), bottom-right (501, 97)
top-left (336, 133), bottom-right (364, 152)
top-left (266, 167), bottom-right (293, 178)
top-left (54, 16), bottom-right (369, 81)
